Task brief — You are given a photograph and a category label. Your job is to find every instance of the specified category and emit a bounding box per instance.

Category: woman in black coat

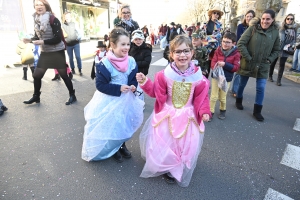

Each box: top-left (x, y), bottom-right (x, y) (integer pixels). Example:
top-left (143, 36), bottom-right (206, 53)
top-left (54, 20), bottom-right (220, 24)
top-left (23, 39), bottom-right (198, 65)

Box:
top-left (115, 4), bottom-right (139, 36)
top-left (129, 30), bottom-right (152, 101)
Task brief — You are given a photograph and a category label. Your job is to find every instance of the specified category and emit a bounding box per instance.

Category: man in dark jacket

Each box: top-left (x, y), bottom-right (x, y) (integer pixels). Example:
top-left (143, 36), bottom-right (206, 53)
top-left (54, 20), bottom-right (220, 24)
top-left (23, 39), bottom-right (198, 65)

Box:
top-left (62, 12), bottom-right (82, 75)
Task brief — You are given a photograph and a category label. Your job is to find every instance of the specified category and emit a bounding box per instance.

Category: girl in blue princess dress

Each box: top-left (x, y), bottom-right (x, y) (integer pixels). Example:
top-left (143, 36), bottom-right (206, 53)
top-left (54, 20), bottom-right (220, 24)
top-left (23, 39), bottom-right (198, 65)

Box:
top-left (82, 28), bottom-right (144, 163)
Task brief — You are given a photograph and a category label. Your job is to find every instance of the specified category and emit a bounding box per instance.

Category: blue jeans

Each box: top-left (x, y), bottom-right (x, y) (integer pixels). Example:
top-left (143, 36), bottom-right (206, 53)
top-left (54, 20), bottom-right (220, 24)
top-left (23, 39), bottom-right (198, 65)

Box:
top-left (66, 43), bottom-right (82, 70)
top-left (230, 73), bottom-right (240, 94)
top-left (292, 49), bottom-right (300, 70)
top-left (236, 75), bottom-right (267, 105)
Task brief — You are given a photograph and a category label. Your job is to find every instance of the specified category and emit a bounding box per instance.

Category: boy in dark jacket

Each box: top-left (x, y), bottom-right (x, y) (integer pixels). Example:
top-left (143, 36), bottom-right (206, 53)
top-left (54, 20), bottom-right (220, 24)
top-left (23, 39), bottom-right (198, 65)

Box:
top-left (191, 30), bottom-right (209, 78)
top-left (129, 30), bottom-right (152, 101)
top-left (209, 32), bottom-right (240, 120)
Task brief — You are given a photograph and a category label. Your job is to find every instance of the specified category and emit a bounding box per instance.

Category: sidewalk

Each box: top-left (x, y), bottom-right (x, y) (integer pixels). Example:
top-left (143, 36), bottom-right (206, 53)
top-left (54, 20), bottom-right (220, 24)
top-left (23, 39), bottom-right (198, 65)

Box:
top-left (274, 55), bottom-right (300, 84)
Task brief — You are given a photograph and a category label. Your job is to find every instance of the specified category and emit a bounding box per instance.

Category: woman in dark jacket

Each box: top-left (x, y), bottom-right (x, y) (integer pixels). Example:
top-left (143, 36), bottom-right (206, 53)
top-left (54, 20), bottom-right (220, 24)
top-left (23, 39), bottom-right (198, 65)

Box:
top-left (236, 9), bottom-right (280, 121)
top-left (115, 4), bottom-right (139, 36)
top-left (129, 30), bottom-right (152, 101)
top-left (231, 10), bottom-right (255, 97)
top-left (268, 13), bottom-right (296, 85)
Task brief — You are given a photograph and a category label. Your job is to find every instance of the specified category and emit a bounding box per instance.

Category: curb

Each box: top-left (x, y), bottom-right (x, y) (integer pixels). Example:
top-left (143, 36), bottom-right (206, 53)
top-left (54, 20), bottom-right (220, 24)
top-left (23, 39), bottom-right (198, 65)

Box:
top-left (283, 61), bottom-right (300, 84)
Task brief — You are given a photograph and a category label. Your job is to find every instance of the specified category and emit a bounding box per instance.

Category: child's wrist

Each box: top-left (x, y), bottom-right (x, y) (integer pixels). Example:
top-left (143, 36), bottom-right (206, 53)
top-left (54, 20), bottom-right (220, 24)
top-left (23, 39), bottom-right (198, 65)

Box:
top-left (139, 77), bottom-right (148, 86)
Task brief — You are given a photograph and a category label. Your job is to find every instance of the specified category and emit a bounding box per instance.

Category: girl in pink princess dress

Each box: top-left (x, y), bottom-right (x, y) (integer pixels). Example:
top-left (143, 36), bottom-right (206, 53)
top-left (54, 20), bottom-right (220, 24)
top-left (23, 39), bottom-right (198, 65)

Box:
top-left (136, 35), bottom-right (210, 187)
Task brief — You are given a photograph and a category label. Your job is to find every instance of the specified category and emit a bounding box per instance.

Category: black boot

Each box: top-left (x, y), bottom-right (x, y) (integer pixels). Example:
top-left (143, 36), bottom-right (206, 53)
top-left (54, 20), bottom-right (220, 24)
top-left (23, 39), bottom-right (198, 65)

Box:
top-left (235, 97), bottom-right (244, 110)
top-left (22, 67), bottom-right (27, 80)
top-left (23, 92), bottom-right (41, 104)
top-left (253, 104), bottom-right (264, 121)
top-left (277, 72), bottom-right (283, 86)
top-left (71, 68), bottom-right (75, 74)
top-left (65, 90), bottom-right (77, 105)
top-left (268, 76), bottom-right (274, 82)
top-left (79, 69), bottom-right (83, 76)
top-left (0, 99), bottom-right (8, 116)
top-left (218, 110), bottom-right (226, 120)
top-left (68, 72), bottom-right (73, 80)
top-left (30, 67), bottom-right (35, 75)
top-left (163, 173), bottom-right (175, 184)
top-left (119, 143), bottom-right (132, 158)
top-left (113, 150), bottom-right (123, 163)
top-left (52, 74), bottom-right (61, 81)
top-left (276, 79), bottom-right (282, 86)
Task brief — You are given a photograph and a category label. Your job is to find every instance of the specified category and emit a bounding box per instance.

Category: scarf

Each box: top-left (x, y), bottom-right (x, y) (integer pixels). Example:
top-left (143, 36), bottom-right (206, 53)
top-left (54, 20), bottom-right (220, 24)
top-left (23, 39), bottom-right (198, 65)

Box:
top-left (96, 50), bottom-right (106, 60)
top-left (106, 50), bottom-right (128, 72)
top-left (121, 17), bottom-right (134, 27)
top-left (284, 26), bottom-right (295, 42)
top-left (170, 62), bottom-right (195, 77)
top-left (34, 12), bottom-right (51, 38)
top-left (221, 46), bottom-right (236, 57)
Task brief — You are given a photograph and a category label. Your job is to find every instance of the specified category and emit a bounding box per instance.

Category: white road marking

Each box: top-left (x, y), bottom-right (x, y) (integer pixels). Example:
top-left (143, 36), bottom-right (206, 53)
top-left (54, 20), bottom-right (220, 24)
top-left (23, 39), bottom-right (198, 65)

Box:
top-left (280, 144), bottom-right (300, 171)
top-left (151, 58), bottom-right (168, 66)
top-left (293, 118), bottom-right (300, 132)
top-left (264, 188), bottom-right (294, 200)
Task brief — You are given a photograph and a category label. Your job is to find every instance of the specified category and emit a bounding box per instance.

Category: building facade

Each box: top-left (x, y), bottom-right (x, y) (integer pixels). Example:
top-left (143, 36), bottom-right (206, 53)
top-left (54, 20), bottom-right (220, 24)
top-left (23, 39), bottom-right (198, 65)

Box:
top-left (0, 0), bottom-right (120, 67)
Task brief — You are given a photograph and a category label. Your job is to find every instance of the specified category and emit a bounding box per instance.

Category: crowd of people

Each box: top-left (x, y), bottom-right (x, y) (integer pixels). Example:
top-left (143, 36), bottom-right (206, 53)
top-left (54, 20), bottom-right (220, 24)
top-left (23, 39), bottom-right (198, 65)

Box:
top-left (1, 0), bottom-right (298, 189)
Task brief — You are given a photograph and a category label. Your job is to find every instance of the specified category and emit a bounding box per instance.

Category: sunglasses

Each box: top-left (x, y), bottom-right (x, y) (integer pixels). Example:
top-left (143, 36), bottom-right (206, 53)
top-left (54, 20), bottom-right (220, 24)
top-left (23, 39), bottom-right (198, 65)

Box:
top-left (286, 18), bottom-right (294, 21)
top-left (122, 12), bottom-right (130, 15)
top-left (213, 12), bottom-right (220, 15)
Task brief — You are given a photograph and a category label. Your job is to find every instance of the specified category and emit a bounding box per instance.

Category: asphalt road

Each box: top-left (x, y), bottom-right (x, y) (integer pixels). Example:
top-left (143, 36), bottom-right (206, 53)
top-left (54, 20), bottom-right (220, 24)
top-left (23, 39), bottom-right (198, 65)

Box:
top-left (0, 46), bottom-right (299, 200)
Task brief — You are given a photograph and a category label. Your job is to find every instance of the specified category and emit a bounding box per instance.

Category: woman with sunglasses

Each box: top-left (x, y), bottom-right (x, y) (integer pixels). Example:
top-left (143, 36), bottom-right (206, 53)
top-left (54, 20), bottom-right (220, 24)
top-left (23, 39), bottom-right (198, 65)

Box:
top-left (115, 4), bottom-right (139, 36)
top-left (203, 7), bottom-right (223, 76)
top-left (268, 13), bottom-right (296, 86)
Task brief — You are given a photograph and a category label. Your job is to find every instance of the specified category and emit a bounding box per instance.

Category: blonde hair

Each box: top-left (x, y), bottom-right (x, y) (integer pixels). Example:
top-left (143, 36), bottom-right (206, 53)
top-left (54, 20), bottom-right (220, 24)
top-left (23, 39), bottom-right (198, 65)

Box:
top-left (118, 4), bottom-right (131, 18)
top-left (169, 35), bottom-right (193, 62)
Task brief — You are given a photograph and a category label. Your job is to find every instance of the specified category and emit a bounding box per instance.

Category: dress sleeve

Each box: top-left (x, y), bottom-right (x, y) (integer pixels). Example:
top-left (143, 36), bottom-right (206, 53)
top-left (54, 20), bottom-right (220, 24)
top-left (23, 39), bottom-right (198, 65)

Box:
top-left (140, 71), bottom-right (168, 113)
top-left (193, 77), bottom-right (211, 124)
top-left (95, 62), bottom-right (122, 96)
top-left (43, 18), bottom-right (63, 45)
top-left (127, 64), bottom-right (138, 88)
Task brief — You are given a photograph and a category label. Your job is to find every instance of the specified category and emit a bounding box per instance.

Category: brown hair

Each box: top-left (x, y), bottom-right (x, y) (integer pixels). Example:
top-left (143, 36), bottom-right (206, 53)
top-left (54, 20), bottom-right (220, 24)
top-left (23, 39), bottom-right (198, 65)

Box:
top-left (223, 32), bottom-right (237, 43)
top-left (282, 13), bottom-right (295, 29)
top-left (242, 10), bottom-right (255, 26)
top-left (109, 28), bottom-right (129, 46)
top-left (169, 35), bottom-right (193, 62)
top-left (118, 4), bottom-right (131, 18)
top-left (33, 0), bottom-right (53, 13)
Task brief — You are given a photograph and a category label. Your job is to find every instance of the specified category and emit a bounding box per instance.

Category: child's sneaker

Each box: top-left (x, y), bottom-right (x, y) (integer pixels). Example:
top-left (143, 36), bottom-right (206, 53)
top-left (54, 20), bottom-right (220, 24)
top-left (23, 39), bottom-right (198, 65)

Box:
top-left (208, 113), bottom-right (214, 122)
top-left (218, 110), bottom-right (226, 120)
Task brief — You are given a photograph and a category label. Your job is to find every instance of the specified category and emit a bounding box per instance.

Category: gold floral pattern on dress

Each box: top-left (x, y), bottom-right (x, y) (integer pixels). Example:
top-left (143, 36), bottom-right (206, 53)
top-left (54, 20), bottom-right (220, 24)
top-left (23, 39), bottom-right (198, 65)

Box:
top-left (172, 81), bottom-right (192, 109)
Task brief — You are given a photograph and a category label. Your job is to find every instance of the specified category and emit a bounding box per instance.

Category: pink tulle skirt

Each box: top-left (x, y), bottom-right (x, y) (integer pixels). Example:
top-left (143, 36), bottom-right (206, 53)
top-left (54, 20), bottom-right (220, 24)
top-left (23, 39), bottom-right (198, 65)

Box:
top-left (139, 110), bottom-right (205, 187)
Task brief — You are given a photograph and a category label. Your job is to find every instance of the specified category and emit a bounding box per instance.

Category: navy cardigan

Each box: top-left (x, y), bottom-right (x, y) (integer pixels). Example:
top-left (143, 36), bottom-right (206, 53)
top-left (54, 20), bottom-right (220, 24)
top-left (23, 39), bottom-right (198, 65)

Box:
top-left (95, 61), bottom-right (138, 97)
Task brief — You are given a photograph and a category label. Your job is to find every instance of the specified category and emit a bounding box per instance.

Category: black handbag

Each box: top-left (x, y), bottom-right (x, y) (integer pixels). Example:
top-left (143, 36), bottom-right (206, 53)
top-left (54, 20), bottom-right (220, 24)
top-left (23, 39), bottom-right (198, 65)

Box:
top-left (283, 44), bottom-right (295, 55)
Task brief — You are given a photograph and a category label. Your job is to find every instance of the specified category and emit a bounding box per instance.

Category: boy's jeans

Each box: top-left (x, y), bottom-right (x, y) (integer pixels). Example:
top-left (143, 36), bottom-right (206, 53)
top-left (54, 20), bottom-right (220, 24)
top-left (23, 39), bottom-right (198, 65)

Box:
top-left (66, 43), bottom-right (82, 70)
top-left (292, 49), bottom-right (300, 70)
top-left (230, 73), bottom-right (240, 94)
top-left (236, 75), bottom-right (267, 105)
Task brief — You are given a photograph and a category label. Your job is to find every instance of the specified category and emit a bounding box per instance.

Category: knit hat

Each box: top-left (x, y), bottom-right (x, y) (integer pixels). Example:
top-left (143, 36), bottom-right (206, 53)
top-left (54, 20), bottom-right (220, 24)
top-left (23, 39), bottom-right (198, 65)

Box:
top-left (131, 29), bottom-right (145, 42)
